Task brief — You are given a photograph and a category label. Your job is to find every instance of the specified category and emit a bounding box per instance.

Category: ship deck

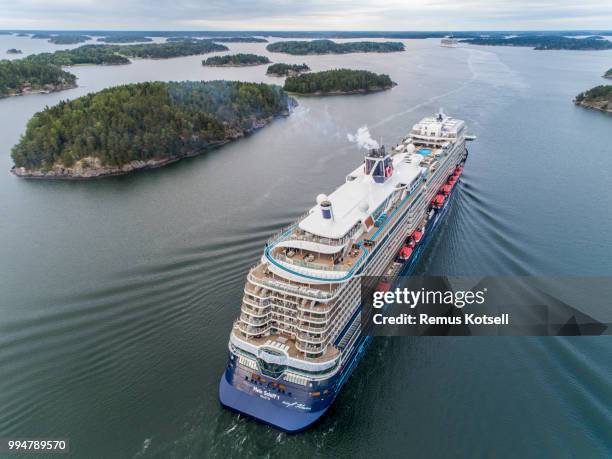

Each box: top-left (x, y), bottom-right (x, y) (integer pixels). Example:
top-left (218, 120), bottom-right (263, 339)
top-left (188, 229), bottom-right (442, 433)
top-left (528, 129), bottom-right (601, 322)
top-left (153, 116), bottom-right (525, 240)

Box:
top-left (232, 328), bottom-right (340, 363)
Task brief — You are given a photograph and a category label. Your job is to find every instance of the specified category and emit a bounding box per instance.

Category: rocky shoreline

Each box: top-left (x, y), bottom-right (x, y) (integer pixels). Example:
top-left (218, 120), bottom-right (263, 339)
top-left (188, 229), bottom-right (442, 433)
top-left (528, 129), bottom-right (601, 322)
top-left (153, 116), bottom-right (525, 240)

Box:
top-left (11, 111), bottom-right (292, 180)
top-left (1, 82), bottom-right (77, 99)
top-left (574, 99), bottom-right (612, 113)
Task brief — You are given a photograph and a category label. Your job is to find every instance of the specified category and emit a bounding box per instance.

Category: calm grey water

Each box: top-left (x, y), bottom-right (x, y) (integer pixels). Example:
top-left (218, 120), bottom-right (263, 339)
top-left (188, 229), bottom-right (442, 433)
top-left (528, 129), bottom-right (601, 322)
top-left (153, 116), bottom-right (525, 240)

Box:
top-left (1, 35), bottom-right (612, 458)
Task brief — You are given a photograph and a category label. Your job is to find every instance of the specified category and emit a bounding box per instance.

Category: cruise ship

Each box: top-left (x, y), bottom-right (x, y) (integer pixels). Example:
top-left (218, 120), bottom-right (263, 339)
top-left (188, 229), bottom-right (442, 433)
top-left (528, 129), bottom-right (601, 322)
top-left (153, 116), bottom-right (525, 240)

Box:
top-left (441, 35), bottom-right (459, 47)
top-left (219, 111), bottom-right (473, 432)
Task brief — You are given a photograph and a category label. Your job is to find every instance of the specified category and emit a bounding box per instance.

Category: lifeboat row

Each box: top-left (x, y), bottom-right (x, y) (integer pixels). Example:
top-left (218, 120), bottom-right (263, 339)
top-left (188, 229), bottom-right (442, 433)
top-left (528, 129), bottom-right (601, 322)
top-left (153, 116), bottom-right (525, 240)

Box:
top-left (394, 164), bottom-right (464, 267)
top-left (432, 164), bottom-right (464, 209)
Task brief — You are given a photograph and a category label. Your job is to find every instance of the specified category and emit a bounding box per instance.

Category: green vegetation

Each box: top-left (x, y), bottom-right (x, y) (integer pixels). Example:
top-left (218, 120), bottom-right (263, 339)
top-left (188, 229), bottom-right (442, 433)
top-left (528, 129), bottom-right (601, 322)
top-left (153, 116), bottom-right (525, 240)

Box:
top-left (97, 35), bottom-right (153, 43)
top-left (283, 68), bottom-right (395, 95)
top-left (266, 63), bottom-right (310, 76)
top-left (575, 85), bottom-right (612, 112)
top-left (7, 48), bottom-right (22, 54)
top-left (24, 41), bottom-right (229, 67)
top-left (48, 35), bottom-right (91, 45)
top-left (202, 53), bottom-right (271, 66)
top-left (114, 41), bottom-right (228, 59)
top-left (604, 68), bottom-right (612, 79)
top-left (11, 81), bottom-right (293, 174)
top-left (0, 60), bottom-right (76, 97)
top-left (266, 39), bottom-right (405, 55)
top-left (462, 36), bottom-right (612, 50)
top-left (26, 45), bottom-right (131, 66)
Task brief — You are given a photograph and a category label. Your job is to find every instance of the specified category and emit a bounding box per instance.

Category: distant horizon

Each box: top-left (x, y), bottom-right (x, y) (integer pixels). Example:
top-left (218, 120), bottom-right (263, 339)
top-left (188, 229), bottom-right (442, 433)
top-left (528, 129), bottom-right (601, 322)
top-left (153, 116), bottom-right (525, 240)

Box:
top-left (5, 0), bottom-right (612, 31)
top-left (3, 28), bottom-right (612, 33)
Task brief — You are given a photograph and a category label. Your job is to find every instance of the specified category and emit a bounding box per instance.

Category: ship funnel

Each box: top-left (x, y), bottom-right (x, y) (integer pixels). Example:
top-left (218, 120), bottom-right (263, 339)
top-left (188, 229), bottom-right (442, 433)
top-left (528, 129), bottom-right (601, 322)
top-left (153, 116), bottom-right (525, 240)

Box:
top-left (320, 200), bottom-right (333, 220)
top-left (317, 194), bottom-right (333, 220)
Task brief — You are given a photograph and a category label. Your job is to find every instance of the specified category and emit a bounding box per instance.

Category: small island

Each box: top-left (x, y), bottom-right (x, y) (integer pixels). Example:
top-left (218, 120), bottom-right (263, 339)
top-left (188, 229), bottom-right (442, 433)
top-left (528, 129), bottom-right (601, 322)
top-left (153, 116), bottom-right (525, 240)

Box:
top-left (266, 63), bottom-right (310, 76)
top-left (0, 60), bottom-right (77, 98)
top-left (11, 80), bottom-right (295, 179)
top-left (202, 53), bottom-right (271, 67)
top-left (604, 68), bottom-right (612, 79)
top-left (97, 34), bottom-right (154, 43)
top-left (283, 68), bottom-right (395, 95)
top-left (7, 48), bottom-right (23, 54)
top-left (48, 34), bottom-right (91, 45)
top-left (462, 35), bottom-right (612, 51)
top-left (574, 85), bottom-right (612, 113)
top-left (266, 39), bottom-right (405, 55)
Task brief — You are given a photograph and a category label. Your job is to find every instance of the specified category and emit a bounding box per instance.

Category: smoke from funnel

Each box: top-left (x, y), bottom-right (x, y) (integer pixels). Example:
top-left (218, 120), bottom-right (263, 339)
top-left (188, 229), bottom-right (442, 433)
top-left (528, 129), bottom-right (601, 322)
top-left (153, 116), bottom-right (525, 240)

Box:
top-left (347, 126), bottom-right (379, 150)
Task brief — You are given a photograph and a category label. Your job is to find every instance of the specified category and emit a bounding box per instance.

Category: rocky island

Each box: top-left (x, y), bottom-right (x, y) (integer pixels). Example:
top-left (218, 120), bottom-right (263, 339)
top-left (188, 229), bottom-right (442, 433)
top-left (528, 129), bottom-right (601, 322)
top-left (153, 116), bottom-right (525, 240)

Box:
top-left (266, 39), bottom-right (405, 55)
top-left (11, 81), bottom-right (295, 179)
top-left (266, 63), bottom-right (310, 76)
top-left (574, 85), bottom-right (612, 113)
top-left (7, 48), bottom-right (23, 54)
top-left (0, 60), bottom-right (77, 98)
top-left (462, 35), bottom-right (612, 50)
top-left (202, 53), bottom-right (271, 67)
top-left (604, 68), bottom-right (612, 79)
top-left (283, 69), bottom-right (395, 95)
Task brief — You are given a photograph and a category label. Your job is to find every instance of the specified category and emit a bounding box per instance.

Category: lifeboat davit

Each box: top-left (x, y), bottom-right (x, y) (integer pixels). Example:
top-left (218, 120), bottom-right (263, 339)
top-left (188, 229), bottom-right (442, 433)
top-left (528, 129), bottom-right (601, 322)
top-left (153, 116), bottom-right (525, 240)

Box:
top-left (433, 194), bottom-right (445, 208)
top-left (399, 245), bottom-right (413, 261)
top-left (441, 184), bottom-right (452, 195)
top-left (412, 230), bottom-right (423, 242)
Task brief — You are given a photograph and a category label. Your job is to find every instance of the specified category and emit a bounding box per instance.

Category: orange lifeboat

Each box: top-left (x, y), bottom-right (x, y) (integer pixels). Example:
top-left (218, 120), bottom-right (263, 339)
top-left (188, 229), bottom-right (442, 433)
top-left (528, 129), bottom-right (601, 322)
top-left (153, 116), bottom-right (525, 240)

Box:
top-left (399, 245), bottom-right (413, 261)
top-left (412, 230), bottom-right (423, 242)
top-left (441, 184), bottom-right (452, 195)
top-left (433, 194), bottom-right (445, 208)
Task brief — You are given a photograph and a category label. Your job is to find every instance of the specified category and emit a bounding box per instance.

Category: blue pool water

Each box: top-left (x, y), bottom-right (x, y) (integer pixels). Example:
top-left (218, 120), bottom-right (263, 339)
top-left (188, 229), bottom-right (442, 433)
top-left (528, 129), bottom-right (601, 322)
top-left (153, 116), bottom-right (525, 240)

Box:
top-left (419, 148), bottom-right (432, 155)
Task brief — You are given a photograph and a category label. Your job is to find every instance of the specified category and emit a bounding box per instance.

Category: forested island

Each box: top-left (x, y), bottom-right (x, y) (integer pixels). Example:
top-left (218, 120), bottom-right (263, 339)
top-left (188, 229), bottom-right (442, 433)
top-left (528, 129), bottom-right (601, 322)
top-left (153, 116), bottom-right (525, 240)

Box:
top-left (11, 81), bottom-right (295, 179)
top-left (202, 53), bottom-right (271, 67)
top-left (266, 63), bottom-right (310, 76)
top-left (7, 49), bottom-right (22, 54)
top-left (266, 40), bottom-right (405, 55)
top-left (27, 45), bottom-right (131, 66)
top-left (605, 69), bottom-right (612, 79)
top-left (0, 60), bottom-right (77, 97)
top-left (462, 35), bottom-right (612, 50)
top-left (24, 41), bottom-right (229, 66)
top-left (97, 35), bottom-right (154, 43)
top-left (574, 85), bottom-right (612, 113)
top-left (283, 69), bottom-right (395, 95)
top-left (48, 35), bottom-right (91, 45)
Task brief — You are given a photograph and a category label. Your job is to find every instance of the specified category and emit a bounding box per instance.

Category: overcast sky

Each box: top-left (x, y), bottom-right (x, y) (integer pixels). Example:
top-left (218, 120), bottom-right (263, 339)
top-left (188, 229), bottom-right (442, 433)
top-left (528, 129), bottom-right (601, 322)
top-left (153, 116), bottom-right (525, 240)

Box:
top-left (2, 0), bottom-right (612, 31)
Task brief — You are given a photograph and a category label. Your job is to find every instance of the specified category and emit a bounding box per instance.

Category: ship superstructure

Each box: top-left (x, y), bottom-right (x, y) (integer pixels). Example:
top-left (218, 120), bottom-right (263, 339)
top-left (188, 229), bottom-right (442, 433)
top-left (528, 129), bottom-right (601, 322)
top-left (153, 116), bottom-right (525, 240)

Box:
top-left (220, 111), bottom-right (472, 431)
top-left (441, 35), bottom-right (459, 47)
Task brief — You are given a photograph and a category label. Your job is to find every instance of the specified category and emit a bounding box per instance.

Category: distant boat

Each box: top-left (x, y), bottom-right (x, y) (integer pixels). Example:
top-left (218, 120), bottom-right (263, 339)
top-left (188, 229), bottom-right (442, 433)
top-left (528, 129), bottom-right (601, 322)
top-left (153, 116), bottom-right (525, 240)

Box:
top-left (441, 35), bottom-right (459, 48)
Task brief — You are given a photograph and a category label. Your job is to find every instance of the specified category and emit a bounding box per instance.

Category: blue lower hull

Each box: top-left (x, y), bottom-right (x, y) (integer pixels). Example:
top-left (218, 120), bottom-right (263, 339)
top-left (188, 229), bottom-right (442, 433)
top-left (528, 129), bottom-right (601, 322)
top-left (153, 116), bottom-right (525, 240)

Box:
top-left (220, 165), bottom-right (463, 432)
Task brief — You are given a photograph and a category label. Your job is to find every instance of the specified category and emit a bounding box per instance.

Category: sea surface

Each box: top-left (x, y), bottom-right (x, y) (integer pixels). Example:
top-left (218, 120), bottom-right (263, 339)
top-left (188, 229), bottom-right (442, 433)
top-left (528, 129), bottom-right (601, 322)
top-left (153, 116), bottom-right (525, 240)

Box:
top-left (1, 35), bottom-right (611, 458)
